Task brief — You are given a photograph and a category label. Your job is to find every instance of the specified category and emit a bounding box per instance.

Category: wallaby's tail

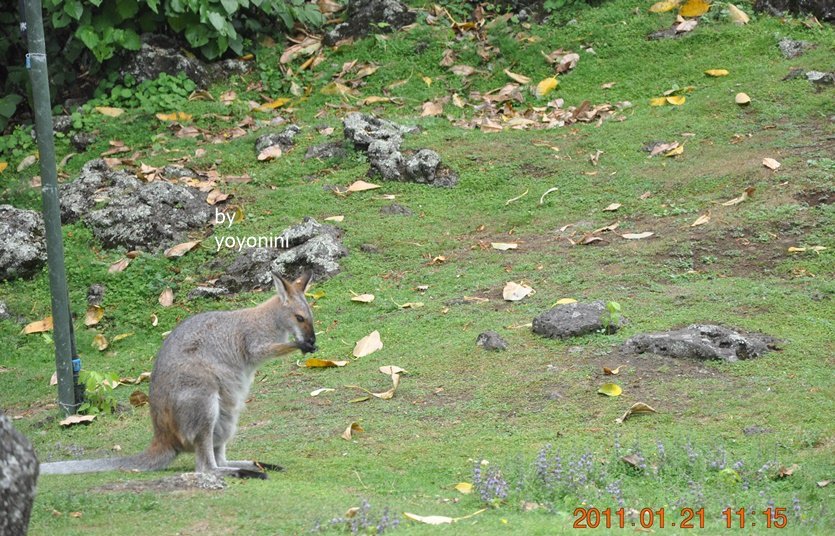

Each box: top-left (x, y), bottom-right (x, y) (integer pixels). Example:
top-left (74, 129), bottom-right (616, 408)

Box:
top-left (40, 439), bottom-right (177, 475)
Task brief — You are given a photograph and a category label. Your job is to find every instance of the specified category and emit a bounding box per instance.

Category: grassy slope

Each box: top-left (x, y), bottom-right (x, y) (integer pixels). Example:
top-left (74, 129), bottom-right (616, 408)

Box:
top-left (1, 0), bottom-right (834, 534)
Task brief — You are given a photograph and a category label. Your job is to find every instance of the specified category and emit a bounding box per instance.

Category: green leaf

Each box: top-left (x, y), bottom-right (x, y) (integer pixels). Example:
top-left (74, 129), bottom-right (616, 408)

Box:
top-left (0, 94), bottom-right (23, 119)
top-left (184, 25), bottom-right (209, 48)
top-left (64, 0), bottom-right (84, 20)
top-left (207, 11), bottom-right (226, 32)
top-left (117, 28), bottom-right (141, 50)
top-left (116, 0), bottom-right (140, 19)
top-left (221, 0), bottom-right (239, 14)
top-left (145, 0), bottom-right (160, 13)
top-left (75, 26), bottom-right (100, 51)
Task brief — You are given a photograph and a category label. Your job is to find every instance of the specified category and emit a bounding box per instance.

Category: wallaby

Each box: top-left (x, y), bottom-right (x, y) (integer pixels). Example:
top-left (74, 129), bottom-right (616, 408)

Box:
top-left (40, 271), bottom-right (317, 479)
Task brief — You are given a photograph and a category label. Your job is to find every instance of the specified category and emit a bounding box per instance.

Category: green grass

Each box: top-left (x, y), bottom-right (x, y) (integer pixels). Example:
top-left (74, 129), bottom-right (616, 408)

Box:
top-left (1, 0), bottom-right (834, 534)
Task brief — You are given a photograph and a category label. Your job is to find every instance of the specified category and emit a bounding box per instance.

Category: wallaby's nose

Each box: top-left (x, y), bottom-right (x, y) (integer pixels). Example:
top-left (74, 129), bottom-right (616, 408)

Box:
top-left (298, 337), bottom-right (317, 354)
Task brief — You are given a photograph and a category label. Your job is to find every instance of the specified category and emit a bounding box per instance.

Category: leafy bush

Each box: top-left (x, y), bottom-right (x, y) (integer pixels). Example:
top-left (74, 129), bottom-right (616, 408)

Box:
top-left (77, 370), bottom-right (120, 414)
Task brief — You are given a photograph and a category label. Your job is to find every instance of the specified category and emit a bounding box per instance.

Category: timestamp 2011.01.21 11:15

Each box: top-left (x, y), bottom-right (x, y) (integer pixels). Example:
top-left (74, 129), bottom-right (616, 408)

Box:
top-left (573, 507), bottom-right (790, 529)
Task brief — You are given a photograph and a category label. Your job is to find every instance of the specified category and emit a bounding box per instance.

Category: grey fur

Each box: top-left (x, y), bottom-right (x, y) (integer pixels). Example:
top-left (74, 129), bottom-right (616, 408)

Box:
top-left (40, 272), bottom-right (316, 478)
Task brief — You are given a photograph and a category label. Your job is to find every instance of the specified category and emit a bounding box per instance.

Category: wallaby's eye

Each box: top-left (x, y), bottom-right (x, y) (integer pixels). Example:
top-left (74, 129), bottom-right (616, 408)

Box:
top-left (295, 314), bottom-right (305, 323)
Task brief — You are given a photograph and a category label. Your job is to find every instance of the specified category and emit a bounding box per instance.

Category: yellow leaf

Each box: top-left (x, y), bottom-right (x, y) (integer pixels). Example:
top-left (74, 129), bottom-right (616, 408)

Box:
top-left (535, 77), bottom-right (558, 98)
top-left (255, 98), bottom-right (291, 112)
top-left (304, 358), bottom-right (348, 368)
top-left (454, 482), bottom-right (473, 494)
top-left (112, 332), bottom-right (134, 343)
top-left (679, 0), bottom-right (711, 18)
top-left (21, 317), bottom-right (53, 335)
top-left (649, 97), bottom-right (667, 106)
top-left (353, 330), bottom-right (383, 358)
top-left (421, 76), bottom-right (432, 87)
top-left (341, 421), bottom-right (363, 440)
top-left (722, 187), bottom-right (755, 206)
top-left (665, 145), bottom-right (684, 157)
top-left (94, 106), bottom-right (124, 117)
top-left (310, 388), bottom-right (335, 396)
top-left (92, 334), bottom-right (108, 351)
top-left (350, 293), bottom-right (375, 303)
top-left (555, 298), bottom-right (577, 305)
top-left (598, 383), bottom-right (623, 397)
top-left (346, 180), bottom-right (381, 192)
top-left (727, 3), bottom-right (749, 24)
top-left (0, 162), bottom-right (7, 173)
top-left (666, 95), bottom-right (686, 105)
top-left (84, 305), bottom-right (104, 327)
top-left (320, 83), bottom-right (355, 96)
top-left (735, 92), bottom-right (751, 105)
top-left (616, 402), bottom-right (657, 424)
top-left (649, 0), bottom-right (681, 13)
top-left (404, 509), bottom-right (486, 525)
top-left (306, 290), bottom-right (326, 300)
top-left (503, 69), bottom-right (531, 84)
top-left (705, 69), bottom-right (729, 77)
top-left (324, 215), bottom-right (344, 222)
top-left (603, 365), bottom-right (624, 375)
top-left (155, 111), bottom-right (192, 121)
top-left (491, 242), bottom-right (518, 251)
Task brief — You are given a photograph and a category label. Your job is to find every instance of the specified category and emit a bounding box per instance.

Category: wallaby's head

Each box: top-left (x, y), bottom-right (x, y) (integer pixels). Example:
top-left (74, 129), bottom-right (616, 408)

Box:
top-left (272, 271), bottom-right (317, 354)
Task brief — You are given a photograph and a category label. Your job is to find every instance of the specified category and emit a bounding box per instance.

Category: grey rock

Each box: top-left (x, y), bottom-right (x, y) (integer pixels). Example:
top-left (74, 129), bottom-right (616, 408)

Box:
top-left (360, 243), bottom-right (380, 254)
top-left (623, 324), bottom-right (777, 363)
top-left (0, 301), bottom-right (10, 321)
top-left (806, 71), bottom-right (834, 85)
top-left (532, 301), bottom-right (622, 339)
top-left (324, 0), bottom-right (417, 45)
top-left (87, 284), bottom-right (105, 307)
top-left (59, 159), bottom-right (212, 251)
top-left (343, 113), bottom-right (413, 151)
top-left (162, 165), bottom-right (197, 179)
top-left (255, 125), bottom-right (302, 155)
top-left (52, 115), bottom-right (72, 133)
top-left (648, 26), bottom-right (681, 40)
top-left (305, 141), bottom-right (347, 160)
top-left (70, 132), bottom-right (97, 152)
top-left (0, 205), bottom-right (46, 281)
top-left (755, 0), bottom-right (834, 22)
top-left (476, 331), bottom-right (508, 351)
top-left (0, 413), bottom-right (39, 535)
top-left (121, 34), bottom-right (214, 87)
top-left (778, 38), bottom-right (812, 59)
top-left (343, 113), bottom-right (458, 187)
top-left (216, 218), bottom-right (346, 293)
top-left (187, 286), bottom-right (229, 300)
top-left (380, 203), bottom-right (414, 216)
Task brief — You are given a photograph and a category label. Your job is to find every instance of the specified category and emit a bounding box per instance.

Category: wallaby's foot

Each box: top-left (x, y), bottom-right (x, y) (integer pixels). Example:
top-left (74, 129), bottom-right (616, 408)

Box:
top-left (230, 468), bottom-right (268, 479)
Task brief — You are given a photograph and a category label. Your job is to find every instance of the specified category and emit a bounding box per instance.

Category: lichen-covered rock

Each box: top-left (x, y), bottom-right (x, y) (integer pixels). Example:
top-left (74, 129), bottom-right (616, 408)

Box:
top-left (121, 34), bottom-right (214, 86)
top-left (87, 284), bottom-right (105, 307)
top-left (255, 125), bottom-right (301, 155)
top-left (215, 217), bottom-right (347, 293)
top-left (476, 331), bottom-right (508, 351)
top-left (187, 286), bottom-right (230, 300)
top-left (342, 113), bottom-right (458, 187)
top-left (754, 0), bottom-right (834, 22)
top-left (623, 324), bottom-right (777, 362)
top-left (305, 141), bottom-right (347, 160)
top-left (380, 203), bottom-right (413, 216)
top-left (532, 301), bottom-right (623, 339)
top-left (0, 301), bottom-right (11, 321)
top-left (778, 38), bottom-right (813, 59)
top-left (324, 0), bottom-right (417, 45)
top-left (59, 159), bottom-right (212, 251)
top-left (0, 413), bottom-right (39, 535)
top-left (70, 132), bottom-right (96, 152)
top-left (0, 205), bottom-right (46, 281)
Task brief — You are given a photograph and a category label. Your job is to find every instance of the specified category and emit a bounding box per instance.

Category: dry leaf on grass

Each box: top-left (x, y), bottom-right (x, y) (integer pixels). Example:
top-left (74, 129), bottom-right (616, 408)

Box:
top-left (304, 358), bottom-right (349, 368)
top-left (503, 281), bottom-right (534, 301)
top-left (691, 212), bottom-right (711, 227)
top-left (92, 334), bottom-right (108, 351)
top-left (379, 365), bottom-right (407, 375)
top-left (311, 388), bottom-right (335, 396)
top-left (622, 232), bottom-right (654, 240)
top-left (94, 106), bottom-right (124, 117)
top-left (603, 203), bottom-right (621, 212)
top-left (603, 365), bottom-right (624, 375)
top-left (649, 0), bottom-right (681, 13)
top-left (347, 180), bottom-right (381, 192)
top-left (129, 390), bottom-right (149, 407)
top-left (504, 69), bottom-right (531, 84)
top-left (421, 101), bottom-right (444, 116)
top-left (350, 293), bottom-right (375, 303)
top-left (404, 509), bottom-right (486, 525)
top-left (679, 0), bottom-right (710, 18)
top-left (324, 215), bottom-right (344, 222)
top-left (616, 402), bottom-right (657, 424)
top-left (353, 330), bottom-right (383, 357)
top-left (705, 69), bottom-right (729, 77)
top-left (722, 187), bottom-right (755, 206)
top-left (505, 189), bottom-right (528, 206)
top-left (21, 317), bottom-right (53, 335)
top-left (158, 288), bottom-right (174, 307)
top-left (59, 414), bottom-right (96, 427)
top-left (598, 383), bottom-right (623, 397)
top-left (454, 482), bottom-right (473, 494)
top-left (84, 306), bottom-right (104, 327)
top-left (763, 158), bottom-right (781, 170)
top-left (491, 242), bottom-right (518, 251)
top-left (341, 421), bottom-right (363, 440)
top-left (539, 187), bottom-right (559, 204)
top-left (735, 92), bottom-right (751, 105)
top-left (535, 77), bottom-right (558, 98)
top-left (257, 145), bottom-right (283, 161)
top-left (155, 111), bottom-right (192, 122)
top-left (727, 3), bottom-right (750, 24)
top-left (164, 241), bottom-right (200, 258)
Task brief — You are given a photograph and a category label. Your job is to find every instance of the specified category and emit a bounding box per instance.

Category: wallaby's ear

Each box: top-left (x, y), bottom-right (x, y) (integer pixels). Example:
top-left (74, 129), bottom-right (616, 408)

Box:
top-left (271, 271), bottom-right (291, 304)
top-left (295, 271), bottom-right (313, 293)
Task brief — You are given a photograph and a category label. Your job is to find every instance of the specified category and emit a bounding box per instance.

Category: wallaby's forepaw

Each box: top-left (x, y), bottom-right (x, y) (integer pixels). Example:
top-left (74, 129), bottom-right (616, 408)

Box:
top-left (254, 461), bottom-right (285, 472)
top-left (232, 468), bottom-right (269, 480)
top-left (297, 340), bottom-right (317, 354)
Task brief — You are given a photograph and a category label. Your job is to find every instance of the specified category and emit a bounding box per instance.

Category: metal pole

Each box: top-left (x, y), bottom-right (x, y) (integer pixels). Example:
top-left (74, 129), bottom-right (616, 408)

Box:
top-left (23, 0), bottom-right (80, 415)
